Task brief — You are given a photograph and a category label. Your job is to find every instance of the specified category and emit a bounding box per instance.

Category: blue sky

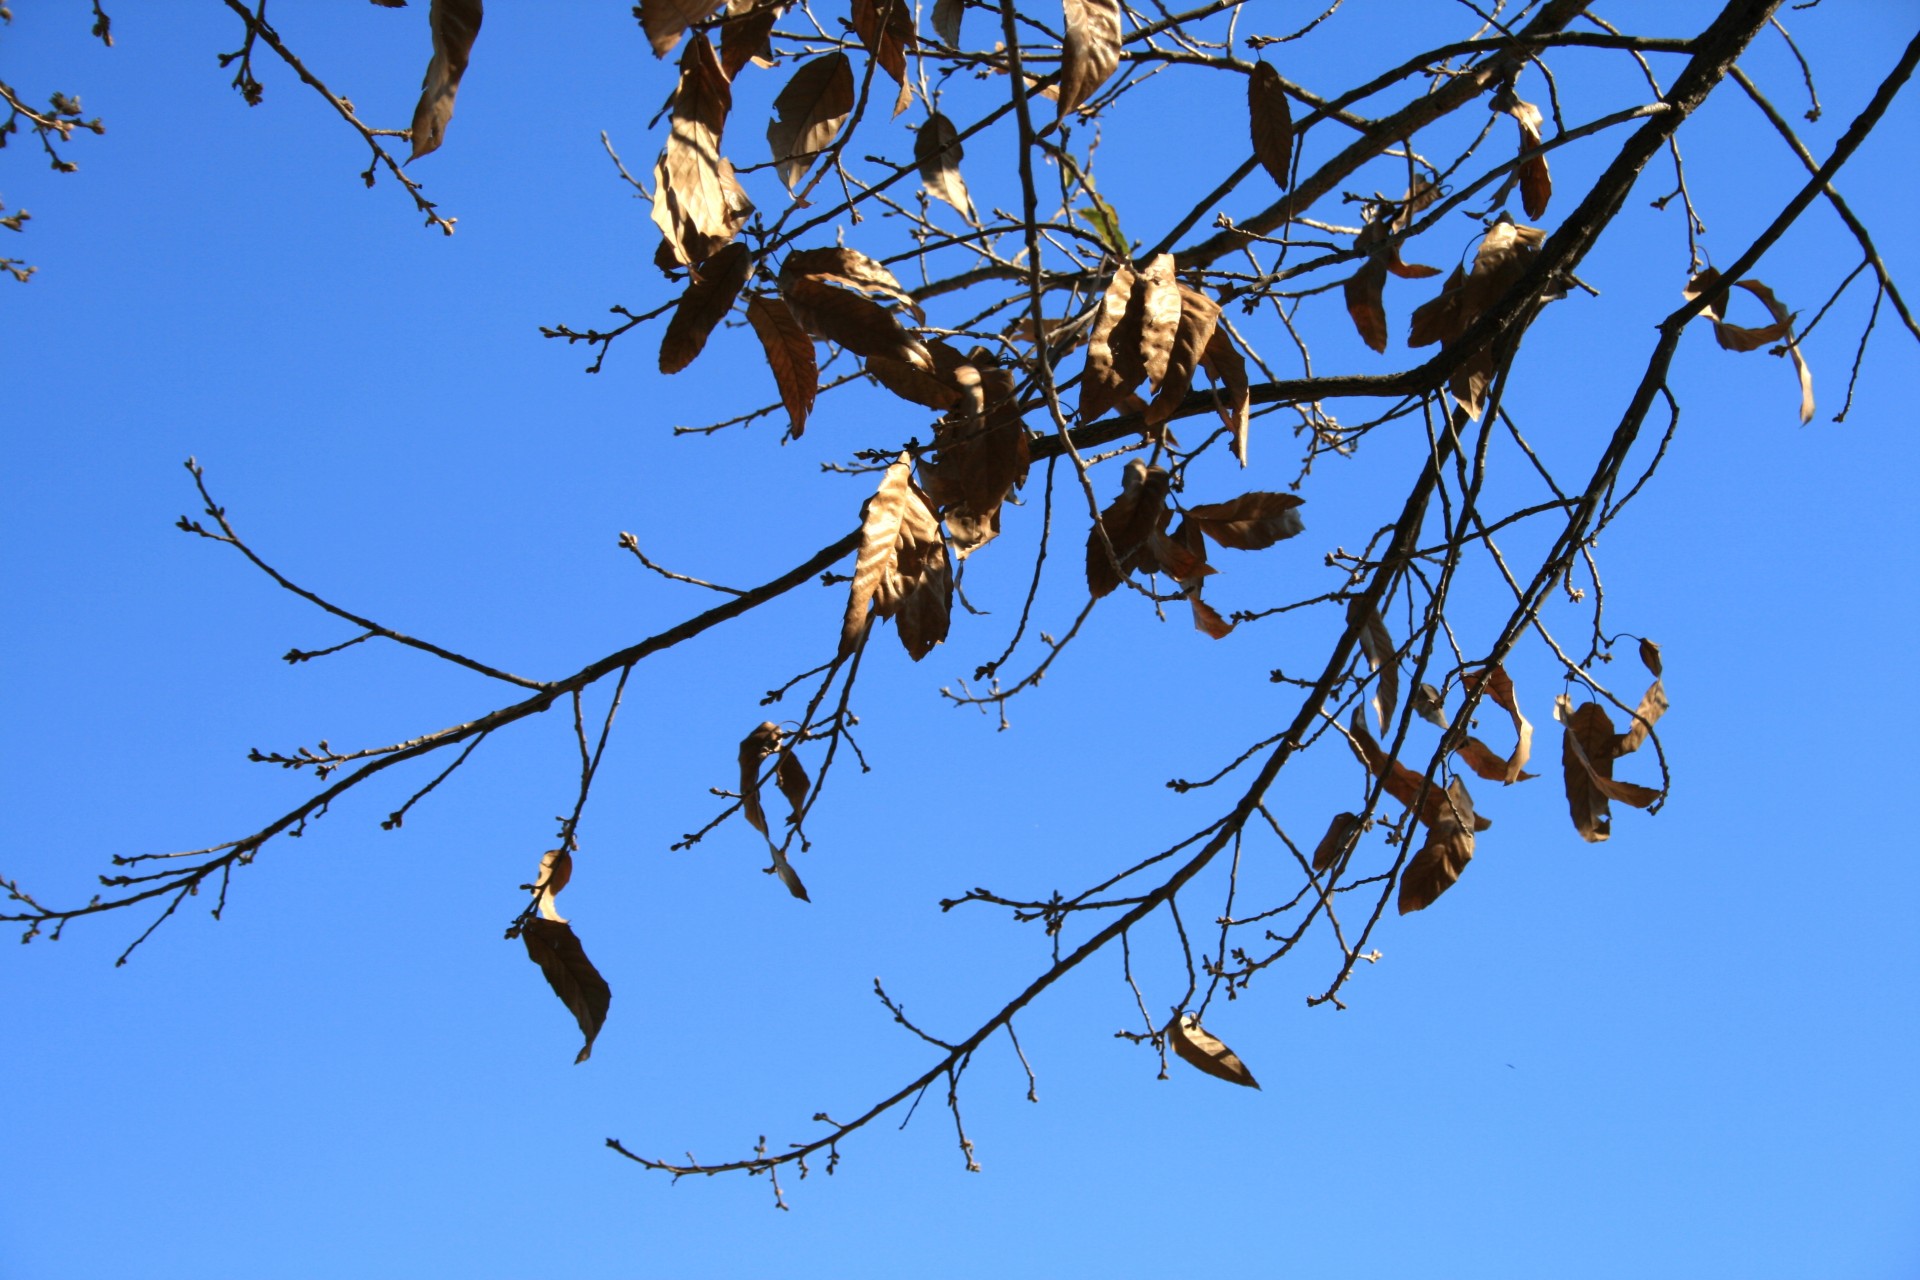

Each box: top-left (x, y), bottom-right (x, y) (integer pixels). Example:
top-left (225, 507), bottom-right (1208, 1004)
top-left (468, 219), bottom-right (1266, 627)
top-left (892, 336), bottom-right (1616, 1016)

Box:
top-left (5, 3), bottom-right (1918, 1276)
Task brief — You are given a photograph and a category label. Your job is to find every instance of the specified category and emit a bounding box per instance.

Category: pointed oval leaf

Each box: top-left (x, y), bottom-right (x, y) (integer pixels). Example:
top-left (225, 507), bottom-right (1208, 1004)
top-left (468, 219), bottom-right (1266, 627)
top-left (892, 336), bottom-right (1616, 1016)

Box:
top-left (1058, 0), bottom-right (1121, 119)
top-left (737, 720), bottom-right (781, 835)
top-left (408, 0), bottom-right (483, 161)
top-left (1167, 1013), bottom-right (1260, 1088)
top-left (767, 52), bottom-right (854, 191)
top-left (521, 918), bottom-right (611, 1064)
top-left (659, 241), bottom-right (753, 374)
top-left (639, 0), bottom-right (725, 57)
top-left (1247, 61), bottom-right (1293, 188)
top-left (745, 292), bottom-right (817, 438)
top-left (1183, 492), bottom-right (1305, 550)
top-left (914, 112), bottom-right (975, 219)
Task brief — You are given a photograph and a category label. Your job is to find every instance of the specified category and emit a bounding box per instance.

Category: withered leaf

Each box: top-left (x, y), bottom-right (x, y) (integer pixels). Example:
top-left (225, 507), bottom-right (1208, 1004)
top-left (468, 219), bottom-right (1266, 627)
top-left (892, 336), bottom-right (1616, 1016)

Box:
top-left (1311, 811), bottom-right (1362, 873)
top-left (780, 270), bottom-right (928, 366)
top-left (638, 0), bottom-right (724, 57)
top-left (1343, 188), bottom-right (1442, 355)
top-left (841, 454), bottom-right (952, 660)
top-left (651, 34), bottom-right (753, 267)
top-left (1556, 697), bottom-right (1660, 843)
top-left (1615, 679), bottom-right (1668, 758)
top-left (1145, 285), bottom-right (1220, 428)
top-left (521, 917), bottom-right (611, 1064)
top-left (1462, 664), bottom-right (1534, 784)
top-left (1638, 638), bottom-right (1663, 678)
top-left (1183, 492), bottom-right (1305, 551)
top-left (1132, 253), bottom-right (1181, 394)
top-left (719, 0), bottom-right (780, 79)
top-left (408, 0), bottom-right (483, 161)
top-left (851, 0), bottom-right (916, 116)
top-left (737, 721), bottom-right (781, 836)
top-left (1247, 61), bottom-right (1292, 188)
top-left (745, 292), bottom-right (817, 438)
top-left (1348, 596), bottom-right (1399, 737)
top-left (1167, 1013), bottom-right (1260, 1089)
top-left (1407, 216), bottom-right (1548, 419)
top-left (914, 112), bottom-right (975, 220)
top-left (867, 352), bottom-right (961, 409)
top-left (770, 848), bottom-right (810, 901)
top-left (1397, 777), bottom-right (1477, 914)
top-left (767, 52), bottom-right (854, 191)
top-left (782, 247), bottom-right (924, 321)
top-left (775, 748), bottom-right (810, 821)
top-left (1086, 461), bottom-right (1170, 598)
top-left (1189, 594), bottom-right (1234, 640)
top-left (1079, 263), bottom-right (1139, 423)
top-left (1412, 682), bottom-right (1447, 728)
top-left (659, 241), bottom-right (752, 374)
top-left (1684, 270), bottom-right (1814, 423)
top-left (1348, 709), bottom-right (1494, 833)
top-left (1199, 326), bottom-right (1251, 466)
top-left (1058, 0), bottom-right (1122, 119)
top-left (1493, 81), bottom-right (1551, 219)
top-left (923, 365), bottom-right (1030, 558)
top-left (530, 847), bottom-right (573, 923)
top-left (1454, 737), bottom-right (1521, 782)
top-left (931, 0), bottom-right (963, 46)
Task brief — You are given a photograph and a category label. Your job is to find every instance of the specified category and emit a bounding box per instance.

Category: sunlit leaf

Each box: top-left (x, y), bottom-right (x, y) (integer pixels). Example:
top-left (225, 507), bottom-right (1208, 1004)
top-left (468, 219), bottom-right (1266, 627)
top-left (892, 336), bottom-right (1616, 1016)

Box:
top-left (767, 52), bottom-right (854, 191)
top-left (841, 454), bottom-right (951, 660)
top-left (1348, 596), bottom-right (1399, 737)
top-left (521, 917), bottom-right (611, 1064)
top-left (1183, 492), bottom-right (1305, 551)
top-left (1167, 1013), bottom-right (1260, 1089)
top-left (851, 0), bottom-right (916, 115)
top-left (637, 0), bottom-right (723, 58)
top-left (408, 0), bottom-right (483, 161)
top-left (659, 241), bottom-right (752, 374)
top-left (1058, 0), bottom-right (1121, 119)
top-left (1311, 811), bottom-right (1362, 872)
top-left (530, 847), bottom-right (572, 923)
top-left (737, 720), bottom-right (781, 836)
top-left (745, 292), bottom-right (817, 438)
top-left (1397, 777), bottom-right (1477, 914)
top-left (914, 112), bottom-right (975, 220)
top-left (651, 33), bottom-right (753, 267)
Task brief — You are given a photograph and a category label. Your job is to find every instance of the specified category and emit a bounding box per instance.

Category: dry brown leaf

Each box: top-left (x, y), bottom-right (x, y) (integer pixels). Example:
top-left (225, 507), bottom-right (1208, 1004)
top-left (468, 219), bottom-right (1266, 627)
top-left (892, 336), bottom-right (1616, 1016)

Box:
top-left (1407, 216), bottom-right (1548, 418)
top-left (1058, 0), bottom-right (1121, 119)
top-left (1167, 1013), bottom-right (1260, 1089)
top-left (851, 0), bottom-right (916, 116)
top-left (1462, 664), bottom-right (1534, 784)
top-left (651, 34), bottom-right (752, 267)
top-left (782, 247), bottom-right (923, 321)
top-left (719, 0), bottom-right (780, 78)
top-left (638, 0), bottom-right (724, 57)
top-left (923, 365), bottom-right (1030, 558)
top-left (1145, 285), bottom-right (1220, 428)
top-left (1132, 253), bottom-right (1181, 394)
top-left (914, 112), bottom-right (975, 220)
top-left (1412, 682), bottom-right (1447, 728)
top-left (659, 241), bottom-right (752, 374)
top-left (931, 0), bottom-right (963, 46)
top-left (737, 720), bottom-right (781, 835)
top-left (1454, 737), bottom-right (1519, 782)
top-left (1615, 678), bottom-right (1669, 758)
top-left (767, 52), bottom-right (854, 191)
top-left (780, 271), bottom-right (927, 365)
top-left (530, 847), bottom-right (572, 923)
top-left (1638, 637), bottom-right (1663, 678)
top-left (1397, 777), bottom-right (1477, 914)
top-left (1493, 81), bottom-right (1551, 219)
top-left (775, 747), bottom-right (809, 821)
top-left (1189, 594), bottom-right (1234, 640)
top-left (1079, 263), bottom-right (1138, 423)
top-left (841, 454), bottom-right (951, 660)
top-left (745, 293), bottom-right (817, 438)
top-left (1684, 270), bottom-right (1815, 423)
top-left (1348, 709), bottom-right (1493, 832)
top-left (1183, 492), bottom-right (1305, 551)
top-left (867, 352), bottom-right (962, 409)
top-left (1342, 186), bottom-right (1441, 354)
top-left (1311, 811), bottom-right (1362, 872)
top-left (1347, 596), bottom-right (1399, 737)
top-left (408, 0), bottom-right (483, 161)
top-left (521, 917), bottom-right (611, 1064)
top-left (1085, 461), bottom-right (1170, 598)
top-left (1247, 61), bottom-right (1292, 188)
top-left (1198, 326), bottom-right (1251, 466)
top-left (770, 848), bottom-right (810, 901)
top-left (1556, 697), bottom-right (1660, 843)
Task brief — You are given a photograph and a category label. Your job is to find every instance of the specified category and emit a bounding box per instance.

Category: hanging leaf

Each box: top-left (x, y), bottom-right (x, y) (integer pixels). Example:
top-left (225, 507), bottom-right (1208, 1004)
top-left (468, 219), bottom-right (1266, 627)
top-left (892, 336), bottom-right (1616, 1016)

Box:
top-left (408, 0), bottom-right (483, 161)
top-left (851, 0), bottom-right (916, 116)
top-left (1397, 777), bottom-right (1477, 914)
top-left (1347, 596), bottom-right (1399, 737)
top-left (521, 917), bottom-right (611, 1064)
top-left (780, 271), bottom-right (928, 365)
top-left (1343, 182), bottom-right (1442, 354)
top-left (528, 847), bottom-right (573, 923)
top-left (1638, 637), bottom-right (1664, 679)
top-left (659, 241), bottom-right (753, 374)
top-left (1615, 677), bottom-right (1669, 758)
top-left (745, 293), bottom-right (817, 438)
top-left (1079, 263), bottom-right (1138, 423)
top-left (1556, 697), bottom-right (1660, 843)
top-left (1412, 682), bottom-right (1447, 728)
top-left (1311, 811), bottom-right (1362, 873)
top-left (770, 848), bottom-right (810, 901)
top-left (1058, 0), bottom-right (1122, 119)
top-left (651, 33), bottom-right (753, 267)
top-left (840, 454), bottom-right (952, 660)
top-left (921, 364), bottom-right (1031, 558)
top-left (775, 748), bottom-right (810, 821)
top-left (1198, 326), bottom-right (1251, 466)
top-left (1132, 253), bottom-right (1181, 395)
top-left (1492, 80), bottom-right (1551, 219)
top-left (1348, 709), bottom-right (1493, 832)
top-left (1145, 284), bottom-right (1220, 428)
top-left (1683, 270), bottom-right (1815, 423)
top-left (1167, 1013), bottom-right (1260, 1089)
top-left (1461, 664), bottom-right (1534, 783)
top-left (1183, 492), bottom-right (1305, 551)
top-left (637, 0), bottom-right (724, 58)
top-left (767, 52), bottom-right (854, 191)
top-left (719, 0), bottom-right (781, 78)
top-left (1247, 61), bottom-right (1292, 188)
top-left (737, 720), bottom-right (781, 835)
top-left (1086, 461), bottom-right (1171, 598)
top-left (1407, 215), bottom-right (1550, 418)
top-left (867, 352), bottom-right (962, 409)
top-left (914, 112), bottom-right (975, 220)
top-left (931, 0), bottom-right (963, 47)
top-left (782, 247), bottom-right (924, 321)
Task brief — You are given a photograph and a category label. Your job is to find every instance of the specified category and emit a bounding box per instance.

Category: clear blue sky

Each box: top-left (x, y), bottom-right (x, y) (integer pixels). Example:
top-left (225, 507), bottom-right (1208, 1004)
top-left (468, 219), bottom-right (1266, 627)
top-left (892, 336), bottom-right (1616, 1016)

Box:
top-left (5, 4), bottom-right (1918, 1277)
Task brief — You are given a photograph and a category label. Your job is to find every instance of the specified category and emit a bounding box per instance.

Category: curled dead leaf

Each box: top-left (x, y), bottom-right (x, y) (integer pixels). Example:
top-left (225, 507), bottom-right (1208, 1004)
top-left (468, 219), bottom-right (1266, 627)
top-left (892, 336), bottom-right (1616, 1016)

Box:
top-left (1556, 696), bottom-right (1661, 843)
top-left (408, 0), bottom-right (483, 161)
top-left (1493, 80), bottom-right (1551, 219)
top-left (767, 52), bottom-right (854, 191)
top-left (1183, 492), bottom-right (1305, 551)
top-left (1684, 270), bottom-right (1814, 423)
top-left (1311, 811), bottom-right (1362, 873)
top-left (719, 0), bottom-right (780, 79)
top-left (530, 847), bottom-right (573, 923)
top-left (745, 292), bottom-right (817, 438)
top-left (637, 0), bottom-right (723, 57)
top-left (1086, 461), bottom-right (1170, 598)
top-left (914, 112), bottom-right (975, 220)
top-left (1397, 777), bottom-right (1477, 914)
top-left (1145, 285), bottom-right (1220, 429)
top-left (521, 917), bottom-right (611, 1064)
top-left (1079, 263), bottom-right (1138, 423)
top-left (1198, 326), bottom-right (1251, 465)
top-left (841, 454), bottom-right (952, 660)
top-left (737, 720), bottom-right (781, 836)
top-left (851, 0), bottom-right (916, 115)
top-left (1058, 0), bottom-right (1121, 119)
top-left (1347, 596), bottom-right (1399, 737)
top-left (1348, 709), bottom-right (1493, 833)
top-left (1167, 1013), bottom-right (1260, 1089)
top-left (651, 34), bottom-right (753, 267)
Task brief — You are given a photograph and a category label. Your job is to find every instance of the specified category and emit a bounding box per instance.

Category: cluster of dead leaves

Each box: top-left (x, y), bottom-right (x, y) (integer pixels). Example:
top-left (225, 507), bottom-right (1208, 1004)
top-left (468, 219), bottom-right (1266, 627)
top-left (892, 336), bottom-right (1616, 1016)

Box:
top-left (1084, 462), bottom-right (1305, 639)
top-left (1080, 257), bottom-right (1252, 462)
top-left (1407, 215), bottom-right (1557, 419)
top-left (1555, 640), bottom-right (1668, 843)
